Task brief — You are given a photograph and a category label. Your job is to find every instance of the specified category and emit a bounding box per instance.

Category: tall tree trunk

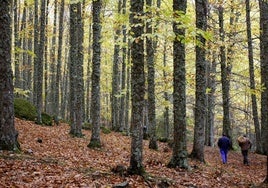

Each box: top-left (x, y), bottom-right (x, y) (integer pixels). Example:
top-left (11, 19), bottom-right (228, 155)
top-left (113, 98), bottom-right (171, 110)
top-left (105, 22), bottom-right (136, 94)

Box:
top-left (119, 0), bottom-right (127, 132)
top-left (218, 4), bottom-right (232, 141)
top-left (128, 0), bottom-right (145, 175)
top-left (111, 0), bottom-right (121, 131)
top-left (50, 0), bottom-right (58, 116)
top-left (190, 0), bottom-right (207, 163)
top-left (205, 48), bottom-right (216, 147)
top-left (259, 0), bottom-right (268, 156)
top-left (55, 0), bottom-right (65, 121)
top-left (88, 0), bottom-right (102, 148)
top-left (168, 0), bottom-right (188, 169)
top-left (13, 0), bottom-right (21, 89)
top-left (0, 0), bottom-right (20, 151)
top-left (26, 6), bottom-right (34, 101)
top-left (163, 38), bottom-right (170, 140)
top-left (69, 2), bottom-right (84, 137)
top-left (33, 0), bottom-right (39, 106)
top-left (146, 0), bottom-right (158, 150)
top-left (259, 1), bottom-right (268, 183)
top-left (245, 0), bottom-right (262, 153)
top-left (36, 0), bottom-right (47, 124)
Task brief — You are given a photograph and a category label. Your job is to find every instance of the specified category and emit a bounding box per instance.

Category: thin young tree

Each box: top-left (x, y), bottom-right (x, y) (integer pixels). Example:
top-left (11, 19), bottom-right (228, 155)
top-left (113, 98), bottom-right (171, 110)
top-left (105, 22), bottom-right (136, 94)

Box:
top-left (245, 0), bottom-right (262, 153)
top-left (88, 0), bottom-right (102, 148)
top-left (0, 0), bottom-right (20, 151)
top-left (128, 0), bottom-right (145, 175)
top-left (167, 0), bottom-right (188, 169)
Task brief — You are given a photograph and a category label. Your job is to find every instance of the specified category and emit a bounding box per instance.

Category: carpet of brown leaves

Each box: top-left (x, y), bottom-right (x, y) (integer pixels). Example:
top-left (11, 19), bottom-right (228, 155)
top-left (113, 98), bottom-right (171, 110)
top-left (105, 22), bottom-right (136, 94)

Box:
top-left (0, 118), bottom-right (266, 187)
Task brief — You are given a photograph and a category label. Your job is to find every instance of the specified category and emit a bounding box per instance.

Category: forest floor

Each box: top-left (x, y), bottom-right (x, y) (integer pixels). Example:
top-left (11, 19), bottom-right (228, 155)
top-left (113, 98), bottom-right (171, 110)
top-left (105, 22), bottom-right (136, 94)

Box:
top-left (0, 118), bottom-right (266, 188)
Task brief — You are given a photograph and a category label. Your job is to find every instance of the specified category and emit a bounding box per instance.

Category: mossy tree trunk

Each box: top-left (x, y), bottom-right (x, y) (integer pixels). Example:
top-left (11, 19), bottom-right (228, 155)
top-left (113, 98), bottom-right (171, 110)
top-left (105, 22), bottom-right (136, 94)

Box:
top-left (0, 0), bottom-right (20, 151)
top-left (168, 0), bottom-right (188, 169)
top-left (190, 0), bottom-right (207, 163)
top-left (128, 0), bottom-right (145, 175)
top-left (146, 0), bottom-right (158, 150)
top-left (88, 0), bottom-right (102, 148)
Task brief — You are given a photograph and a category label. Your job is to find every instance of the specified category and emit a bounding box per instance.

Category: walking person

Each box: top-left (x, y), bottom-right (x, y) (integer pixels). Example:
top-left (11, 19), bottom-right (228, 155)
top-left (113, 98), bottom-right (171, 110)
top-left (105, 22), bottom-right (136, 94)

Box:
top-left (217, 133), bottom-right (231, 164)
top-left (237, 135), bottom-right (252, 165)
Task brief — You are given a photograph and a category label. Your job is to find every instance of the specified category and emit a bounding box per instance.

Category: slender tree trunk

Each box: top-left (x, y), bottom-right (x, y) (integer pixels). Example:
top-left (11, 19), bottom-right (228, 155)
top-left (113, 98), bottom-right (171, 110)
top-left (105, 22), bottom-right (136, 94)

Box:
top-left (111, 0), bottom-right (121, 131)
top-left (190, 0), bottom-right (207, 163)
top-left (128, 0), bottom-right (145, 175)
top-left (245, 0), bottom-right (262, 153)
top-left (13, 0), bottom-right (21, 89)
top-left (218, 5), bottom-right (232, 141)
top-left (50, 0), bottom-right (58, 116)
top-left (0, 0), bottom-right (20, 151)
top-left (88, 0), bottom-right (102, 148)
top-left (33, 0), bottom-right (39, 106)
top-left (119, 0), bottom-right (127, 132)
top-left (205, 49), bottom-right (216, 147)
top-left (36, 0), bottom-right (47, 124)
top-left (146, 0), bottom-right (158, 150)
top-left (55, 0), bottom-right (65, 121)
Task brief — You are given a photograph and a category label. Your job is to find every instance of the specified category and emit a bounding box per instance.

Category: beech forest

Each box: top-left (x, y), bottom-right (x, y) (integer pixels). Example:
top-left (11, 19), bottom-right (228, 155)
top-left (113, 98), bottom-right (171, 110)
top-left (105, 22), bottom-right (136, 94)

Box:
top-left (0, 0), bottom-right (267, 187)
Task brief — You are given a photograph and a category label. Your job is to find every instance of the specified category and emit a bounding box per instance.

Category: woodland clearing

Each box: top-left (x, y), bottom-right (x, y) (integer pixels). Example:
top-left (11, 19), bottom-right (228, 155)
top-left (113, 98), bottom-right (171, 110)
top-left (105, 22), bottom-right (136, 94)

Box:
top-left (0, 118), bottom-right (266, 188)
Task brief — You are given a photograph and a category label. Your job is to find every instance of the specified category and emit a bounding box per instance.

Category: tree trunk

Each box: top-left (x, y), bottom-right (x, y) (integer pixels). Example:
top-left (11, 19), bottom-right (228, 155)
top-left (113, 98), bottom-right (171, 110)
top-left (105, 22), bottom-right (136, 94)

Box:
top-left (168, 0), bottom-right (188, 169)
top-left (88, 0), bottom-right (102, 148)
top-left (69, 3), bottom-right (84, 137)
top-left (128, 0), bottom-right (145, 175)
top-left (111, 0), bottom-right (121, 131)
top-left (259, 0), bottom-right (268, 156)
top-left (55, 0), bottom-right (65, 121)
top-left (218, 5), bottom-right (232, 141)
top-left (245, 0), bottom-right (262, 153)
top-left (119, 0), bottom-right (127, 132)
top-left (190, 0), bottom-right (207, 163)
top-left (0, 0), bottom-right (20, 151)
top-left (146, 0), bottom-right (158, 150)
top-left (36, 0), bottom-right (46, 124)
top-left (259, 1), bottom-right (268, 183)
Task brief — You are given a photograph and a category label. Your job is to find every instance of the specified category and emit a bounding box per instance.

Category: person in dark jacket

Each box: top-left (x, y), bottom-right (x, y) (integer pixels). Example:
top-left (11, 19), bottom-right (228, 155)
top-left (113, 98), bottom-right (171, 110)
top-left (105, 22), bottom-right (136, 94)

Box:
top-left (217, 133), bottom-right (231, 164)
top-left (237, 135), bottom-right (252, 165)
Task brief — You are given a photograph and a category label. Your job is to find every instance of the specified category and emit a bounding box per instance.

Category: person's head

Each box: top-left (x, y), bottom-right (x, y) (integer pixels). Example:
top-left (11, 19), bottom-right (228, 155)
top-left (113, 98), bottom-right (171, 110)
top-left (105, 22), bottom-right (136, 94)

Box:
top-left (243, 134), bottom-right (247, 138)
top-left (222, 133), bottom-right (226, 137)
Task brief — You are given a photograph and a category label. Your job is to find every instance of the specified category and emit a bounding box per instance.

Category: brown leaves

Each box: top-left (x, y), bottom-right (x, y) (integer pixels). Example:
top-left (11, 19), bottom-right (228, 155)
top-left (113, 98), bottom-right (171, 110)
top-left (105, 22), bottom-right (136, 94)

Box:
top-left (0, 118), bottom-right (266, 187)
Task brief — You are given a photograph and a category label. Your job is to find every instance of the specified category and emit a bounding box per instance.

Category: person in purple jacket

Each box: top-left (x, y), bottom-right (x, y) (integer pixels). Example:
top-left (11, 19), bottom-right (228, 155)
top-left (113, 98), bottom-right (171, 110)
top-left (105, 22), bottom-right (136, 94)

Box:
top-left (217, 133), bottom-right (231, 164)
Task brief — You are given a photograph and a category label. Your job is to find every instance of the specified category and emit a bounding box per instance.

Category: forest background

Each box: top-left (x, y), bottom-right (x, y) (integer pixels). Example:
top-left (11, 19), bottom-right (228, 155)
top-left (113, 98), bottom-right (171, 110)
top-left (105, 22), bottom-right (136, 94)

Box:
top-left (0, 0), bottom-right (267, 185)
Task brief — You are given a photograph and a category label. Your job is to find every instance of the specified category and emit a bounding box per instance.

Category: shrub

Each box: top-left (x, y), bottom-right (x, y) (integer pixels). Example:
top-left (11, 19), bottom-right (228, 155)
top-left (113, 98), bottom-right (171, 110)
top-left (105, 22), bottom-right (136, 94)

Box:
top-left (14, 98), bottom-right (37, 121)
top-left (41, 112), bottom-right (53, 126)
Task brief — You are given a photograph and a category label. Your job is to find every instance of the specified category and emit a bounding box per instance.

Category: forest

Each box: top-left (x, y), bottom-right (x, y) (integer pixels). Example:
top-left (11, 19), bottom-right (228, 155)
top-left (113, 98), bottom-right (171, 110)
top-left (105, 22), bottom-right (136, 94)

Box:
top-left (0, 0), bottom-right (267, 187)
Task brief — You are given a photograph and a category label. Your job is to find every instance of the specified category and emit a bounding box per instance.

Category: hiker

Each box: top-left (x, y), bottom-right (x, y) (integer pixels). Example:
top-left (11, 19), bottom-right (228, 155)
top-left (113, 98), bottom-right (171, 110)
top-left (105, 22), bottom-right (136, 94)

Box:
top-left (217, 133), bottom-right (231, 164)
top-left (237, 135), bottom-right (252, 165)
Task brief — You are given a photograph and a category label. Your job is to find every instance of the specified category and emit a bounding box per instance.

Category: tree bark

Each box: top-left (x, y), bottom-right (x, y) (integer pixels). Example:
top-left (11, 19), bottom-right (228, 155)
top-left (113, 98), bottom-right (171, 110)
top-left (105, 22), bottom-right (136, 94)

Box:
top-left (146, 0), bottom-right (158, 150)
top-left (168, 0), bottom-right (189, 169)
top-left (245, 0), bottom-right (262, 153)
top-left (190, 0), bottom-right (207, 163)
top-left (128, 0), bottom-right (145, 175)
top-left (0, 0), bottom-right (20, 151)
top-left (88, 0), bottom-right (102, 148)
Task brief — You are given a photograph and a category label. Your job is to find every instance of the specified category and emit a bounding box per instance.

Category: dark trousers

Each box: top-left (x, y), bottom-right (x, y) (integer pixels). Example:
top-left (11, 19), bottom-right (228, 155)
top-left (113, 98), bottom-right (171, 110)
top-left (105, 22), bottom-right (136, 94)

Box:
top-left (242, 150), bottom-right (249, 165)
